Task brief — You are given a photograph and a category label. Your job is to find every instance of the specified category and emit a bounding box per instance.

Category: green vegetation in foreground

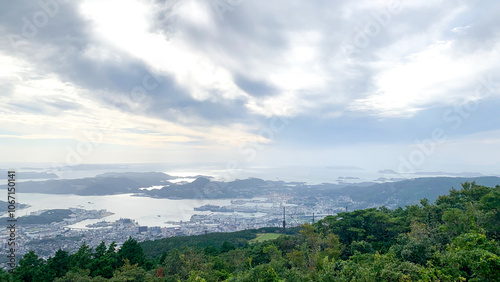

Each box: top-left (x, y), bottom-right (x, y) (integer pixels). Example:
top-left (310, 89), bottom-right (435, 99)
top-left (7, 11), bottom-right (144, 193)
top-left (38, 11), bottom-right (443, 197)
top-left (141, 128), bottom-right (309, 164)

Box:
top-left (250, 233), bottom-right (282, 243)
top-left (0, 209), bottom-right (73, 225)
top-left (1, 181), bottom-right (499, 281)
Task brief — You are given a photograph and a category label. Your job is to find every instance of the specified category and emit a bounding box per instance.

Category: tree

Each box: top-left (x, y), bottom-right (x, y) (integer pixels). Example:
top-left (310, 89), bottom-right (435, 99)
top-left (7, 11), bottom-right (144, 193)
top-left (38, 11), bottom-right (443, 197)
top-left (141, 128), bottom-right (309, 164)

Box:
top-left (220, 241), bottom-right (236, 253)
top-left (440, 207), bottom-right (477, 238)
top-left (318, 208), bottom-right (399, 253)
top-left (204, 246), bottom-right (220, 257)
top-left (162, 248), bottom-right (183, 277)
top-left (54, 269), bottom-right (96, 282)
top-left (91, 241), bottom-right (117, 278)
top-left (107, 241), bottom-right (120, 269)
top-left (110, 259), bottom-right (155, 282)
top-left (0, 268), bottom-right (13, 282)
top-left (480, 188), bottom-right (500, 239)
top-left (263, 245), bottom-right (282, 262)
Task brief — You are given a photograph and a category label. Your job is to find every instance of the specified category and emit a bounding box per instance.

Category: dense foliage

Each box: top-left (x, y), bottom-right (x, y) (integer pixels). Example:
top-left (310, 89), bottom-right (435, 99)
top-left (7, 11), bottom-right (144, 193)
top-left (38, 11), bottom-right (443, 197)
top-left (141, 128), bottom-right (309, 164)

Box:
top-left (2, 182), bottom-right (499, 281)
top-left (140, 227), bottom-right (300, 259)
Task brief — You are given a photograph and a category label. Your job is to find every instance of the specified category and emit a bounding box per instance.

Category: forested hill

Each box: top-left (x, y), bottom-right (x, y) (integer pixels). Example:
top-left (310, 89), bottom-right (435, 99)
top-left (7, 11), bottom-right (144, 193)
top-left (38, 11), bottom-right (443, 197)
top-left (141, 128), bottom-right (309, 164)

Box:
top-left (6, 172), bottom-right (500, 211)
top-left (330, 176), bottom-right (500, 208)
top-left (1, 182), bottom-right (499, 281)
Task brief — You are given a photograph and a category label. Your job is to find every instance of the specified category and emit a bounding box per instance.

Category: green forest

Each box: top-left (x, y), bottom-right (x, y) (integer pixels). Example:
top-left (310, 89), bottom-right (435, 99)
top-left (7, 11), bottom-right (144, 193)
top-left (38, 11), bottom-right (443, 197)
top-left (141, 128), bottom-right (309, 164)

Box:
top-left (1, 182), bottom-right (499, 281)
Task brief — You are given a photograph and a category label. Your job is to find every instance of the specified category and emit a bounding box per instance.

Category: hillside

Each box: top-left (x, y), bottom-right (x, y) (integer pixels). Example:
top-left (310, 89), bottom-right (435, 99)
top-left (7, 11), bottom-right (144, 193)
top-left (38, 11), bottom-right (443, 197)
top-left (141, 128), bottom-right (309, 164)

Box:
top-left (0, 170), bottom-right (58, 179)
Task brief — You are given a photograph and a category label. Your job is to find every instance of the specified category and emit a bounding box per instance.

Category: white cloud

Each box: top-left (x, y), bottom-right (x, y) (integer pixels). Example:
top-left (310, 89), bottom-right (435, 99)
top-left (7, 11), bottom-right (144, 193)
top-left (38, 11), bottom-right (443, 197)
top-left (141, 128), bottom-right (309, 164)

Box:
top-left (1, 0), bottom-right (500, 172)
top-left (0, 51), bottom-right (266, 150)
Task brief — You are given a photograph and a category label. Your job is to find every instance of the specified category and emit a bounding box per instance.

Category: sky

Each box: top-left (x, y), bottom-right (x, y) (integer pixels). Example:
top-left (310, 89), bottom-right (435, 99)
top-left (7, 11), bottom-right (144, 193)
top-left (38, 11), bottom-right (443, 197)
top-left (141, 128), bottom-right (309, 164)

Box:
top-left (1, 0), bottom-right (500, 178)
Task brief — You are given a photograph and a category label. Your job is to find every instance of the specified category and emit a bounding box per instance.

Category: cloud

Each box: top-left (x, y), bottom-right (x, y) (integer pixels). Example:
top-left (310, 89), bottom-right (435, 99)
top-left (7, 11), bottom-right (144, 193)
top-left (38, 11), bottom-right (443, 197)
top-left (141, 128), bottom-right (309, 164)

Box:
top-left (350, 40), bottom-right (500, 116)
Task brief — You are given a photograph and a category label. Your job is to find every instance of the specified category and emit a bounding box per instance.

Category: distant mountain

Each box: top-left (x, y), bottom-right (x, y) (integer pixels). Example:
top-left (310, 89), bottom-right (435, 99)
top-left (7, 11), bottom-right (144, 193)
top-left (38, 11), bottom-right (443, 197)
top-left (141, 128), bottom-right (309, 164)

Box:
top-left (3, 171), bottom-right (499, 211)
top-left (144, 177), bottom-right (271, 199)
top-left (0, 209), bottom-right (73, 224)
top-left (2, 172), bottom-right (172, 195)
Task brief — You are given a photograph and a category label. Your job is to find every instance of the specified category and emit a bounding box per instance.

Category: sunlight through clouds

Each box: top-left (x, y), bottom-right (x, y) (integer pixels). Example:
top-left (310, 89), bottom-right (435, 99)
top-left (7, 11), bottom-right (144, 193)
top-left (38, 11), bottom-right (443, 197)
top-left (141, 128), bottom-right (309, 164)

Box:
top-left (79, 0), bottom-right (248, 103)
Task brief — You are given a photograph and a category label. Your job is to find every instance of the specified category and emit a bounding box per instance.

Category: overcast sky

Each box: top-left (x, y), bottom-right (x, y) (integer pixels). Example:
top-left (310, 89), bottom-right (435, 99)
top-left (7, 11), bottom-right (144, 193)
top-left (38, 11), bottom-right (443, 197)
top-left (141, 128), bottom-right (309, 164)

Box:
top-left (1, 0), bottom-right (500, 176)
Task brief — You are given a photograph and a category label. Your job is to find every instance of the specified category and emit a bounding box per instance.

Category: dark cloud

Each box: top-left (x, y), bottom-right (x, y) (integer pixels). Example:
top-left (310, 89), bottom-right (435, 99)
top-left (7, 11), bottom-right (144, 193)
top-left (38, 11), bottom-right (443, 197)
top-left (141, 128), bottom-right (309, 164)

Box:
top-left (147, 89), bottom-right (251, 126)
top-left (1, 1), bottom-right (89, 51)
top-left (1, 0), bottom-right (500, 150)
top-left (0, 1), bottom-right (254, 126)
top-left (234, 74), bottom-right (277, 97)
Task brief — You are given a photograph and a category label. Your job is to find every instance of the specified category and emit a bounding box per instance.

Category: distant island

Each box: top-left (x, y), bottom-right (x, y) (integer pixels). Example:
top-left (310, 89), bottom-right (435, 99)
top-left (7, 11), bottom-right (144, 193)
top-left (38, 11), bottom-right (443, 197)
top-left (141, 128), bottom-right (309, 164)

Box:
top-left (6, 172), bottom-right (171, 196)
